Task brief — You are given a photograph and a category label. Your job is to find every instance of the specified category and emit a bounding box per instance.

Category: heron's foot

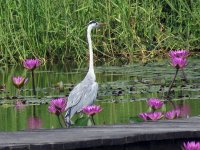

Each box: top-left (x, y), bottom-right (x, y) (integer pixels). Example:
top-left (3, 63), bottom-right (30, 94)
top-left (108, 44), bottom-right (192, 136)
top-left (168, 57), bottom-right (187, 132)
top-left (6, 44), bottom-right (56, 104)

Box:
top-left (65, 121), bottom-right (71, 128)
top-left (65, 120), bottom-right (74, 128)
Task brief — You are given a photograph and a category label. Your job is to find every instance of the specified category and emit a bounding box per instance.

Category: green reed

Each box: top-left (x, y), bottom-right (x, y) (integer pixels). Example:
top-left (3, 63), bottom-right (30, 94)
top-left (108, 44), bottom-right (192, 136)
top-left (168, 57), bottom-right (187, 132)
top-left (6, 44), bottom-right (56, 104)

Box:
top-left (0, 0), bottom-right (200, 64)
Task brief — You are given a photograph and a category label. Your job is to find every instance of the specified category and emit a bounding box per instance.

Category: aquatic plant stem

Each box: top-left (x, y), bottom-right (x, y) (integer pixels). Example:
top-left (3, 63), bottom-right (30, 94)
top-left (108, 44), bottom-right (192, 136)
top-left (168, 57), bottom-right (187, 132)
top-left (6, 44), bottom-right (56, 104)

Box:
top-left (57, 115), bottom-right (63, 128)
top-left (152, 108), bottom-right (156, 112)
top-left (61, 114), bottom-right (67, 127)
top-left (167, 68), bottom-right (179, 97)
top-left (91, 115), bottom-right (96, 125)
top-left (31, 70), bottom-right (36, 96)
top-left (17, 89), bottom-right (21, 97)
top-left (33, 105), bottom-right (36, 117)
top-left (166, 68), bottom-right (179, 109)
top-left (181, 69), bottom-right (188, 83)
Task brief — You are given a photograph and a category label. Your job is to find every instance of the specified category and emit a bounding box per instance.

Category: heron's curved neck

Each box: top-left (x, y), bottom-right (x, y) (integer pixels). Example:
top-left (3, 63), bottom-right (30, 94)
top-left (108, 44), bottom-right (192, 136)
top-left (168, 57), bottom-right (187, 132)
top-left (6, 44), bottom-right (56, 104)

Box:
top-left (87, 26), bottom-right (95, 76)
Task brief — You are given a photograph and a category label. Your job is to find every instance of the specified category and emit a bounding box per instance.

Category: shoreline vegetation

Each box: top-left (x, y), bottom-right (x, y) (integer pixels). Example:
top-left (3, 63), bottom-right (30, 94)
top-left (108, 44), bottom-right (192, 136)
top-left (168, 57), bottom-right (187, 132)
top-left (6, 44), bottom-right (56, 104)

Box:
top-left (0, 0), bottom-right (200, 64)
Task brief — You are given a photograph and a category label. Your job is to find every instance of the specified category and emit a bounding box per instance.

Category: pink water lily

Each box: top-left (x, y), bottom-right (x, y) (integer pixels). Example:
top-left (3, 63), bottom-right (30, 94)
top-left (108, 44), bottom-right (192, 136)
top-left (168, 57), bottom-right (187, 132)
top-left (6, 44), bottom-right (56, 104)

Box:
top-left (139, 112), bottom-right (163, 121)
top-left (183, 141), bottom-right (200, 150)
top-left (147, 98), bottom-right (164, 109)
top-left (170, 57), bottom-right (187, 69)
top-left (169, 50), bottom-right (189, 58)
top-left (165, 108), bottom-right (186, 120)
top-left (82, 105), bottom-right (102, 116)
top-left (165, 110), bottom-right (178, 120)
top-left (23, 58), bottom-right (41, 70)
top-left (12, 76), bottom-right (28, 89)
top-left (48, 98), bottom-right (67, 115)
top-left (138, 112), bottom-right (149, 121)
top-left (147, 112), bottom-right (163, 121)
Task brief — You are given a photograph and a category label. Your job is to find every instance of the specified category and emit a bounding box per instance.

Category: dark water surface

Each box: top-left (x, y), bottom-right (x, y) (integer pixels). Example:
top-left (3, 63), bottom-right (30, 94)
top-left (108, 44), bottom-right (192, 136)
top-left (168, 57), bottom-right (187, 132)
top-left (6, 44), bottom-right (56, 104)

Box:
top-left (0, 58), bottom-right (200, 131)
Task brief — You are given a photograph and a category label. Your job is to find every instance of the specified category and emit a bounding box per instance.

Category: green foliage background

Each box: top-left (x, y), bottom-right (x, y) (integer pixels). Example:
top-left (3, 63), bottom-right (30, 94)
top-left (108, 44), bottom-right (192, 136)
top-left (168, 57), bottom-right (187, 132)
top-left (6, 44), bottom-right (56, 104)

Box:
top-left (0, 0), bottom-right (200, 64)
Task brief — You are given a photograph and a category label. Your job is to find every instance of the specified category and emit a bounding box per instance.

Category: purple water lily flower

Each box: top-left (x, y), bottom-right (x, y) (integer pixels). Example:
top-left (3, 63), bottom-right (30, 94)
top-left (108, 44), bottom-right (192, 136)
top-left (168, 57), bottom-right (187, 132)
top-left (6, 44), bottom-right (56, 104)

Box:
top-left (139, 112), bottom-right (163, 121)
top-left (138, 112), bottom-right (149, 121)
top-left (12, 76), bottom-right (28, 89)
top-left (165, 110), bottom-right (178, 120)
top-left (147, 112), bottom-right (163, 121)
top-left (23, 58), bottom-right (40, 96)
top-left (169, 50), bottom-right (189, 58)
top-left (169, 50), bottom-right (189, 69)
top-left (48, 98), bottom-right (67, 116)
top-left (165, 108), bottom-right (181, 120)
top-left (147, 98), bottom-right (164, 109)
top-left (170, 57), bottom-right (187, 69)
top-left (183, 141), bottom-right (200, 150)
top-left (82, 105), bottom-right (102, 116)
top-left (23, 58), bottom-right (41, 70)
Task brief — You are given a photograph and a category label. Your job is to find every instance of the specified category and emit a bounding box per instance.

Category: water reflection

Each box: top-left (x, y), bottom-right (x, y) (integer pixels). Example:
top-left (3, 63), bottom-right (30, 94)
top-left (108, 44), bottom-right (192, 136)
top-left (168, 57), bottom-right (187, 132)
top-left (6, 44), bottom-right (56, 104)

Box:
top-left (0, 99), bottom-right (198, 131)
top-left (0, 58), bottom-right (199, 131)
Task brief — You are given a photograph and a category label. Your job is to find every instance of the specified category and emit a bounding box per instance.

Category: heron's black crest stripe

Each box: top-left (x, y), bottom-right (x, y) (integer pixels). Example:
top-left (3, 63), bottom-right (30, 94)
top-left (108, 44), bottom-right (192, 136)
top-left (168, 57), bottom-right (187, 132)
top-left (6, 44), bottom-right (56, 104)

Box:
top-left (88, 20), bottom-right (97, 25)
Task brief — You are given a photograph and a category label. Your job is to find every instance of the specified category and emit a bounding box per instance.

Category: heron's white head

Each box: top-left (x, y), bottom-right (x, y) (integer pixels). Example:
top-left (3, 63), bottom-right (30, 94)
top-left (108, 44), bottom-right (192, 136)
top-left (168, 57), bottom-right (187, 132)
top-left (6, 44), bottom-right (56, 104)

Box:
top-left (88, 20), bottom-right (106, 29)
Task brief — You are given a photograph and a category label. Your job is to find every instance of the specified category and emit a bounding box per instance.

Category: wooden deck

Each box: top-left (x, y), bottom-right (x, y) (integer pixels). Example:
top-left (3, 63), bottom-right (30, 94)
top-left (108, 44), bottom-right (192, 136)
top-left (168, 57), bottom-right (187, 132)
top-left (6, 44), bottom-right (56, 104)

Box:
top-left (1, 117), bottom-right (200, 150)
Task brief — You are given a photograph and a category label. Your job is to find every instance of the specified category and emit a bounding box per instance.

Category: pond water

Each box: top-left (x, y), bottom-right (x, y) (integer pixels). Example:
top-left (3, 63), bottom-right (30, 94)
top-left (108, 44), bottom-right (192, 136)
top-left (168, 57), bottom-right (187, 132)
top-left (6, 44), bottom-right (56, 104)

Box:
top-left (0, 58), bottom-right (200, 131)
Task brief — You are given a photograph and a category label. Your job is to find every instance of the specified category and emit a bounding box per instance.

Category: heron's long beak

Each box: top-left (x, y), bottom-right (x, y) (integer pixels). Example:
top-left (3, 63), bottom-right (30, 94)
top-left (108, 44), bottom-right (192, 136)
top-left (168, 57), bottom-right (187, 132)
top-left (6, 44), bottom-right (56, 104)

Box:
top-left (98, 23), bottom-right (107, 27)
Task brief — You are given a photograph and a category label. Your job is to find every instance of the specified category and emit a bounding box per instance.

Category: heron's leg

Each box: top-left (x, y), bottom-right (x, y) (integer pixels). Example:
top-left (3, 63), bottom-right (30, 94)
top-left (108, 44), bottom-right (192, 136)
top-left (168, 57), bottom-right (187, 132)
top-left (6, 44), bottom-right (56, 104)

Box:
top-left (65, 108), bottom-right (71, 128)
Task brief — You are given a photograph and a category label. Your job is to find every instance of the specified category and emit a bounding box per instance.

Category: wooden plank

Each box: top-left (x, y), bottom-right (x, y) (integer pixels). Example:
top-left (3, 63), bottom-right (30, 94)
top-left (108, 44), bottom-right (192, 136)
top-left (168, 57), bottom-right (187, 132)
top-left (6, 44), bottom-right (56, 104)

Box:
top-left (0, 117), bottom-right (200, 150)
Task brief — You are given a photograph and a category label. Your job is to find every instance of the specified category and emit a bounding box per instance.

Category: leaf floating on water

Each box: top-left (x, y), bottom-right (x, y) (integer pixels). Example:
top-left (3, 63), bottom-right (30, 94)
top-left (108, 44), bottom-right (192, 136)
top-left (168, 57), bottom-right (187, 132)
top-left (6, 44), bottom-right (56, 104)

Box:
top-left (129, 116), bottom-right (144, 123)
top-left (74, 116), bottom-right (89, 126)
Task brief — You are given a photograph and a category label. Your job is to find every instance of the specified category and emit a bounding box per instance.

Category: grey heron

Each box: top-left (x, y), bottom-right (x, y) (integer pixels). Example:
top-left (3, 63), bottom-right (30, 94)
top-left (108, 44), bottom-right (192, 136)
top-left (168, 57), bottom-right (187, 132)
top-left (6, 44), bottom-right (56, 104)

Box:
top-left (65, 20), bottom-right (105, 127)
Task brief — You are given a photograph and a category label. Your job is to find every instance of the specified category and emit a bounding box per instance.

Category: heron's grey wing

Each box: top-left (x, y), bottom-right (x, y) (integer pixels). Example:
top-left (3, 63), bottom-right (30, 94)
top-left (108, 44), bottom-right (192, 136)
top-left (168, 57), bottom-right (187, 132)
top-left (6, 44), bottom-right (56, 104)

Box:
top-left (71, 81), bottom-right (98, 113)
top-left (66, 80), bottom-right (98, 110)
top-left (66, 81), bottom-right (86, 109)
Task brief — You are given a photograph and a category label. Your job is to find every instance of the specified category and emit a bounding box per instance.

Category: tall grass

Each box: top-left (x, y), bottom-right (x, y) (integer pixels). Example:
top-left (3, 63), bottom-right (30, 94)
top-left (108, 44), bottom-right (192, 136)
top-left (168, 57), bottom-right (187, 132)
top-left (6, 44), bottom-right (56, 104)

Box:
top-left (0, 0), bottom-right (200, 64)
